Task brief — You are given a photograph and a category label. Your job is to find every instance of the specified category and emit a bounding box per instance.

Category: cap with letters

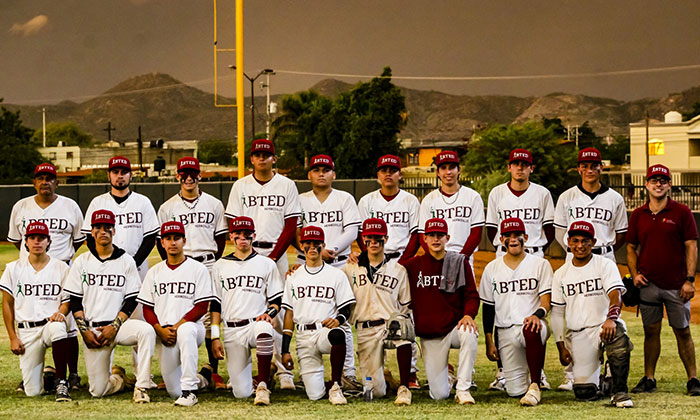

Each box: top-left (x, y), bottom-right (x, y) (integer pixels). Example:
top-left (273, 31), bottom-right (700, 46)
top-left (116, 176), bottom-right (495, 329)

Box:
top-left (161, 221), bottom-right (186, 237)
top-left (508, 149), bottom-right (533, 165)
top-left (177, 157), bottom-right (200, 172)
top-left (361, 218), bottom-right (388, 236)
top-left (109, 156), bottom-right (131, 171)
top-left (34, 163), bottom-right (57, 177)
top-left (435, 150), bottom-right (459, 167)
top-left (91, 209), bottom-right (116, 226)
top-left (646, 164), bottom-right (671, 180)
top-left (500, 217), bottom-right (526, 235)
top-left (229, 216), bottom-right (255, 233)
top-left (424, 218), bottom-right (449, 234)
top-left (309, 154), bottom-right (334, 170)
top-left (300, 226), bottom-right (325, 242)
top-left (577, 147), bottom-right (602, 164)
top-left (568, 221), bottom-right (595, 239)
top-left (24, 221), bottom-right (50, 238)
top-left (251, 139), bottom-right (275, 155)
top-left (376, 154), bottom-right (401, 170)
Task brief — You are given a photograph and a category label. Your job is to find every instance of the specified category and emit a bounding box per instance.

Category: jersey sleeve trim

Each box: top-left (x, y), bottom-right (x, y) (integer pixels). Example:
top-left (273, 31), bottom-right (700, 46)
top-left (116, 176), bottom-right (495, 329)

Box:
top-left (61, 296), bottom-right (71, 303)
top-left (193, 295), bottom-right (217, 305)
top-left (342, 221), bottom-right (361, 229)
top-left (484, 222), bottom-right (498, 228)
top-left (72, 235), bottom-right (87, 243)
top-left (471, 221), bottom-right (485, 228)
top-left (0, 284), bottom-right (13, 295)
top-left (280, 302), bottom-right (293, 310)
top-left (64, 288), bottom-right (83, 298)
top-left (553, 222), bottom-right (567, 229)
top-left (210, 295), bottom-right (222, 304)
top-left (268, 291), bottom-right (284, 302)
top-left (214, 228), bottom-right (229, 236)
top-left (224, 212), bottom-right (238, 219)
top-left (124, 291), bottom-right (139, 299)
top-left (6, 236), bottom-right (20, 243)
top-left (480, 297), bottom-right (496, 305)
top-left (615, 228), bottom-right (628, 233)
top-left (542, 219), bottom-right (554, 225)
top-left (398, 299), bottom-right (411, 306)
top-left (136, 297), bottom-right (155, 306)
top-left (144, 227), bottom-right (159, 236)
top-left (538, 288), bottom-right (552, 296)
top-left (337, 298), bottom-right (356, 310)
top-left (284, 212), bottom-right (301, 219)
top-left (606, 284), bottom-right (625, 295)
top-left (551, 300), bottom-right (565, 306)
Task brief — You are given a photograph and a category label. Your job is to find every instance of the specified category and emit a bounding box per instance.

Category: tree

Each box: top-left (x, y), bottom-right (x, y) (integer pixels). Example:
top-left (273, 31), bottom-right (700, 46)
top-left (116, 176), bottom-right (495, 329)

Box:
top-left (542, 117), bottom-right (627, 165)
top-left (682, 101), bottom-right (700, 121)
top-left (198, 139), bottom-right (236, 166)
top-left (0, 99), bottom-right (43, 184)
top-left (30, 121), bottom-right (94, 147)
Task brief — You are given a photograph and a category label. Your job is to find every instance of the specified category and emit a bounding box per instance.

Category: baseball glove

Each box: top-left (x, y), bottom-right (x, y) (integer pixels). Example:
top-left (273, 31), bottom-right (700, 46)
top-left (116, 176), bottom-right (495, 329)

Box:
top-left (383, 313), bottom-right (415, 349)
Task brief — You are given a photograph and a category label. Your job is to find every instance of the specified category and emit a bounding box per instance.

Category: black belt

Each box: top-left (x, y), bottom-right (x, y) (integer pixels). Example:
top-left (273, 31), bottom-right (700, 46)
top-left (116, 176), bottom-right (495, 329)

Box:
top-left (253, 241), bottom-right (275, 249)
top-left (297, 323), bottom-right (319, 331)
top-left (18, 319), bottom-right (48, 329)
top-left (385, 252), bottom-right (401, 260)
top-left (87, 320), bottom-right (112, 328)
top-left (567, 245), bottom-right (613, 255)
top-left (226, 319), bottom-right (254, 328)
top-left (191, 253), bottom-right (215, 263)
top-left (356, 319), bottom-right (385, 329)
top-left (298, 255), bottom-right (348, 263)
top-left (499, 246), bottom-right (541, 254)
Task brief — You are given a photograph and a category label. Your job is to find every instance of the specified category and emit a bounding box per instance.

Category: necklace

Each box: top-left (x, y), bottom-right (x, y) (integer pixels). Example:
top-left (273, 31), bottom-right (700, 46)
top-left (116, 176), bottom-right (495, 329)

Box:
top-left (179, 192), bottom-right (201, 210)
top-left (304, 262), bottom-right (324, 275)
top-left (439, 186), bottom-right (460, 205)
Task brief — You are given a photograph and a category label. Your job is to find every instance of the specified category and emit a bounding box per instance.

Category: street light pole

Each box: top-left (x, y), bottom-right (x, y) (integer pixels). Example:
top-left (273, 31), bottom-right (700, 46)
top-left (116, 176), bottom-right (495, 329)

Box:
top-left (229, 66), bottom-right (274, 140)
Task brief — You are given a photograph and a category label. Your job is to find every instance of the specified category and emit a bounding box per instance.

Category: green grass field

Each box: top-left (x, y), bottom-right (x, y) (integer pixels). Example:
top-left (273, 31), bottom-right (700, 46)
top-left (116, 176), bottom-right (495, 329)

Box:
top-left (0, 244), bottom-right (699, 419)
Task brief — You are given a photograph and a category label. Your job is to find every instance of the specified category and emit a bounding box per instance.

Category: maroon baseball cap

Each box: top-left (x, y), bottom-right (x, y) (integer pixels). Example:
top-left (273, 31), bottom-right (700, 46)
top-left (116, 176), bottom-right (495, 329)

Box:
top-left (568, 221), bottom-right (595, 239)
top-left (361, 218), bottom-right (388, 236)
top-left (309, 154), bottom-right (334, 170)
top-left (577, 147), bottom-right (602, 164)
top-left (500, 217), bottom-right (526, 235)
top-left (229, 216), bottom-right (255, 232)
top-left (161, 221), bottom-right (186, 237)
top-left (424, 218), bottom-right (449, 234)
top-left (646, 164), bottom-right (671, 180)
top-left (377, 154), bottom-right (401, 170)
top-left (24, 221), bottom-right (50, 238)
top-left (109, 156), bottom-right (131, 171)
top-left (91, 209), bottom-right (116, 226)
top-left (435, 150), bottom-right (459, 167)
top-left (251, 139), bottom-right (275, 155)
top-left (177, 157), bottom-right (200, 173)
top-left (300, 225), bottom-right (325, 242)
top-left (508, 149), bottom-right (533, 165)
top-left (34, 163), bottom-right (57, 177)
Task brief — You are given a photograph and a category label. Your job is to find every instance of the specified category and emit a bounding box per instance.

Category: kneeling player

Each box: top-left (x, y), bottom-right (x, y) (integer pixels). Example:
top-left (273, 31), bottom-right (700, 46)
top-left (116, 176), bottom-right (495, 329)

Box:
top-left (1, 222), bottom-right (73, 401)
top-left (480, 218), bottom-right (553, 406)
top-left (551, 221), bottom-right (633, 408)
top-left (138, 221), bottom-right (215, 406)
top-left (210, 216), bottom-right (283, 405)
top-left (281, 226), bottom-right (356, 404)
top-left (343, 218), bottom-right (413, 405)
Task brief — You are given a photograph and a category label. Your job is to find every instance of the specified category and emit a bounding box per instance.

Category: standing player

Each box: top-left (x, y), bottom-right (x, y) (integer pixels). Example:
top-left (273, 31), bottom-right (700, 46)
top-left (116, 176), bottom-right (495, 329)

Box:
top-left (64, 210), bottom-right (156, 402)
top-left (551, 221), bottom-right (634, 407)
top-left (298, 154), bottom-right (362, 390)
top-left (137, 221), bottom-right (215, 406)
top-left (210, 216), bottom-right (283, 405)
top-left (1, 222), bottom-right (73, 401)
top-left (225, 139), bottom-right (300, 389)
top-left (158, 156), bottom-right (228, 390)
top-left (402, 218), bottom-right (480, 403)
top-left (479, 218), bottom-right (553, 406)
top-left (280, 226), bottom-right (356, 404)
top-left (342, 218), bottom-right (413, 405)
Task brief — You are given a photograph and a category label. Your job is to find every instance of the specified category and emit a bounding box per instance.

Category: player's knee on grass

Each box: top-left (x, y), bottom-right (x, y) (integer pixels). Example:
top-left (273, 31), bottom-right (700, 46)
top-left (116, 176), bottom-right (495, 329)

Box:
top-left (328, 328), bottom-right (345, 345)
top-left (573, 383), bottom-right (599, 401)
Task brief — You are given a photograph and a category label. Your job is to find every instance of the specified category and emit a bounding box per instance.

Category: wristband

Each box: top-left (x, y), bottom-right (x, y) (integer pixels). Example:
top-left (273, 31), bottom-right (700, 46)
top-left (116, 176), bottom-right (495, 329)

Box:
top-left (282, 333), bottom-right (292, 354)
top-left (211, 324), bottom-right (220, 339)
top-left (75, 317), bottom-right (87, 333)
top-left (336, 314), bottom-right (347, 325)
top-left (687, 275), bottom-right (695, 283)
top-left (607, 305), bottom-right (621, 321)
top-left (110, 316), bottom-right (124, 332)
top-left (282, 329), bottom-right (293, 334)
top-left (533, 307), bottom-right (546, 319)
top-left (265, 306), bottom-right (279, 318)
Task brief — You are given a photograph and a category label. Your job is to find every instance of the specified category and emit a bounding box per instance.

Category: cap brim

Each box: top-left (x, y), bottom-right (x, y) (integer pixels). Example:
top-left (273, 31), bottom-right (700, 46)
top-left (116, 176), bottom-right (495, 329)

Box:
top-left (568, 229), bottom-right (594, 239)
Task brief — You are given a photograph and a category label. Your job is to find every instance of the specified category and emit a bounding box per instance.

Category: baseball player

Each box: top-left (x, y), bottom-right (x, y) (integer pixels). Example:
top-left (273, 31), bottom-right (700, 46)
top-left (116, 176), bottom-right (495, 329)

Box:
top-left (479, 218), bottom-right (553, 406)
top-left (64, 210), bottom-right (156, 403)
top-left (298, 154), bottom-right (362, 390)
top-left (1, 222), bottom-right (74, 401)
top-left (551, 221), bottom-right (634, 408)
top-left (158, 156), bottom-right (228, 390)
top-left (342, 218), bottom-right (413, 405)
top-left (7, 162), bottom-right (85, 391)
top-left (210, 216), bottom-right (283, 405)
top-left (402, 218), bottom-right (480, 404)
top-left (225, 139), bottom-right (300, 389)
top-left (280, 226), bottom-right (356, 404)
top-left (137, 221), bottom-right (215, 407)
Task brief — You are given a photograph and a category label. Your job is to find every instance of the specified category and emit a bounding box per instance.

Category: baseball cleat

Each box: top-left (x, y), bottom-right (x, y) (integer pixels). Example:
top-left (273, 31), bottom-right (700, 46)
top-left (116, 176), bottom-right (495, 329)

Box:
top-left (455, 389), bottom-right (475, 405)
top-left (611, 392), bottom-right (633, 408)
top-left (16, 380), bottom-right (24, 393)
top-left (394, 385), bottom-right (412, 406)
top-left (279, 374), bottom-right (296, 390)
top-left (254, 382), bottom-right (271, 406)
top-left (557, 376), bottom-right (574, 392)
top-left (174, 390), bottom-right (198, 407)
top-left (197, 364), bottom-right (212, 390)
top-left (489, 369), bottom-right (506, 391)
top-left (341, 375), bottom-right (363, 392)
top-left (68, 373), bottom-right (82, 390)
top-left (540, 371), bottom-right (551, 391)
top-left (55, 380), bottom-right (71, 402)
top-left (328, 382), bottom-right (347, 405)
top-left (520, 383), bottom-right (541, 406)
top-left (133, 386), bottom-right (150, 403)
top-left (687, 378), bottom-right (700, 396)
top-left (408, 372), bottom-right (421, 390)
top-left (631, 376), bottom-right (656, 393)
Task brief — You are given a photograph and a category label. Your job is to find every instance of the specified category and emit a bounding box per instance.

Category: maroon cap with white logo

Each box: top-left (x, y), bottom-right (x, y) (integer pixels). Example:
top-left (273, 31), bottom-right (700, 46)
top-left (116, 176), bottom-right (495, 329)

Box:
top-left (229, 216), bottom-right (255, 232)
top-left (424, 218), bottom-right (449, 234)
top-left (500, 217), bottom-right (526, 235)
top-left (508, 149), bottom-right (533, 165)
top-left (309, 154), bottom-right (334, 170)
top-left (300, 226), bottom-right (325, 242)
top-left (568, 221), bottom-right (595, 239)
top-left (34, 163), bottom-right (57, 177)
top-left (376, 154), bottom-right (401, 170)
top-left (251, 139), bottom-right (275, 155)
top-left (435, 150), bottom-right (459, 167)
top-left (577, 147), bottom-right (602, 164)
top-left (109, 156), bottom-right (131, 171)
top-left (24, 221), bottom-right (50, 238)
top-left (177, 157), bottom-right (200, 172)
top-left (91, 209), bottom-right (116, 226)
top-left (361, 218), bottom-right (388, 236)
top-left (646, 164), bottom-right (671, 180)
top-left (161, 221), bottom-right (186, 237)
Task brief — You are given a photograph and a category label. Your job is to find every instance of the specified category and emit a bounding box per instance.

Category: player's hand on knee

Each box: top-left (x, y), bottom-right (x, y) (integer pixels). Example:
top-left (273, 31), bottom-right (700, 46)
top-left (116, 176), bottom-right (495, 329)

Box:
top-left (212, 338), bottom-right (225, 360)
top-left (321, 318), bottom-right (340, 329)
top-left (97, 325), bottom-right (117, 346)
top-left (82, 330), bottom-right (102, 349)
top-left (485, 340), bottom-right (499, 361)
top-left (256, 313), bottom-right (273, 323)
top-left (680, 280), bottom-right (695, 302)
top-left (49, 312), bottom-right (66, 323)
top-left (347, 252), bottom-right (360, 264)
top-left (556, 342), bottom-right (572, 366)
top-left (286, 264), bottom-right (301, 277)
top-left (600, 319), bottom-right (616, 343)
top-left (633, 273), bottom-right (649, 288)
top-left (10, 337), bottom-right (25, 355)
top-left (523, 315), bottom-right (542, 333)
top-left (457, 315), bottom-right (477, 333)
top-left (282, 353), bottom-right (294, 370)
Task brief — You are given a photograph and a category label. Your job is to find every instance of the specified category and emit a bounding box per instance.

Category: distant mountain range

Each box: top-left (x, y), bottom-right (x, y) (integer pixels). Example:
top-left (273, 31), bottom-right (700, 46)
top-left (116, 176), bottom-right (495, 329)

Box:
top-left (6, 73), bottom-right (700, 144)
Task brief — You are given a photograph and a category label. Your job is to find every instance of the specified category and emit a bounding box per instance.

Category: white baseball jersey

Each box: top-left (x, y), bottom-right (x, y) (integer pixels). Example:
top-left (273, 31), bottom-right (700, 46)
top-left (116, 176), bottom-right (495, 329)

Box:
top-left (7, 195), bottom-right (85, 262)
top-left (211, 252), bottom-right (284, 321)
top-left (137, 258), bottom-right (214, 326)
top-left (81, 192), bottom-right (160, 259)
top-left (486, 182), bottom-right (554, 248)
top-left (281, 263), bottom-right (356, 325)
top-left (225, 173), bottom-right (301, 246)
top-left (299, 189), bottom-right (361, 258)
top-left (479, 254), bottom-right (553, 328)
top-left (342, 259), bottom-right (411, 323)
top-left (554, 185), bottom-right (628, 247)
top-left (0, 257), bottom-right (70, 323)
top-left (551, 254), bottom-right (625, 331)
top-left (357, 189), bottom-right (420, 255)
top-left (158, 192), bottom-right (228, 257)
top-left (63, 249), bottom-right (141, 323)
top-left (419, 186), bottom-right (485, 253)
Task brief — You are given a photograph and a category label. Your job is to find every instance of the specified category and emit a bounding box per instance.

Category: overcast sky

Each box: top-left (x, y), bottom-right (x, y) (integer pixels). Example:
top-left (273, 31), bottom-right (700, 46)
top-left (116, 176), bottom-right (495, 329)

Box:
top-left (2, 0), bottom-right (700, 105)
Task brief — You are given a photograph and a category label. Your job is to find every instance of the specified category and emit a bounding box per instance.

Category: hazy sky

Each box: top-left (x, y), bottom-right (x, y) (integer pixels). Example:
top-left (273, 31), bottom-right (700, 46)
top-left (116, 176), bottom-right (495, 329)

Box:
top-left (2, 0), bottom-right (700, 105)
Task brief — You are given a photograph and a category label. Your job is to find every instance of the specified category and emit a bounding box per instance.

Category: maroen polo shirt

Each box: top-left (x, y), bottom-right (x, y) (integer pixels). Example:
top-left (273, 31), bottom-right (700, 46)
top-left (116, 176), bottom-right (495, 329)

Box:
top-left (626, 198), bottom-right (698, 290)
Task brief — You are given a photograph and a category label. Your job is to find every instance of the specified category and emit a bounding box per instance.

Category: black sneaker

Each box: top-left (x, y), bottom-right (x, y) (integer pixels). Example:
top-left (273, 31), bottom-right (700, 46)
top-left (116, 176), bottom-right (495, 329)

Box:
top-left (631, 376), bottom-right (656, 393)
top-left (687, 378), bottom-right (700, 396)
top-left (68, 373), bottom-right (82, 390)
top-left (55, 380), bottom-right (71, 402)
top-left (16, 381), bottom-right (24, 393)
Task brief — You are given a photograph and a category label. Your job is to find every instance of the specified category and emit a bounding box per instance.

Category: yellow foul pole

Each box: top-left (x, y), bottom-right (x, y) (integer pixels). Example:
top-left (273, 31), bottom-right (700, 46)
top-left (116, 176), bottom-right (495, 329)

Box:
top-left (236, 0), bottom-right (245, 179)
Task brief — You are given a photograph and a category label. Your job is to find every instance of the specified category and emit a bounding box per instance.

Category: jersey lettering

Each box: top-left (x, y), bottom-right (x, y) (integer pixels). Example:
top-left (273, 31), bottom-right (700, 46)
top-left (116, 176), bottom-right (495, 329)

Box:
top-left (562, 277), bottom-right (603, 296)
top-left (24, 217), bottom-right (69, 231)
top-left (431, 206), bottom-right (472, 219)
top-left (221, 275), bottom-right (265, 291)
top-left (156, 281), bottom-right (196, 295)
top-left (569, 206), bottom-right (613, 222)
top-left (17, 283), bottom-right (62, 297)
top-left (495, 278), bottom-right (539, 294)
top-left (371, 210), bottom-right (409, 224)
top-left (295, 285), bottom-right (336, 299)
top-left (415, 272), bottom-right (442, 287)
top-left (500, 208), bottom-right (541, 221)
top-left (303, 210), bottom-right (343, 224)
top-left (175, 212), bottom-right (216, 225)
top-left (114, 212), bottom-right (143, 225)
top-left (82, 272), bottom-right (127, 288)
top-left (241, 194), bottom-right (286, 208)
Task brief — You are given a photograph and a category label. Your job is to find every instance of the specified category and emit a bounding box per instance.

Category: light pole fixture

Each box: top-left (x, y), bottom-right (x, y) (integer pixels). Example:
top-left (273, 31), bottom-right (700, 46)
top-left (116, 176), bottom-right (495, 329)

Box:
top-left (228, 65), bottom-right (274, 140)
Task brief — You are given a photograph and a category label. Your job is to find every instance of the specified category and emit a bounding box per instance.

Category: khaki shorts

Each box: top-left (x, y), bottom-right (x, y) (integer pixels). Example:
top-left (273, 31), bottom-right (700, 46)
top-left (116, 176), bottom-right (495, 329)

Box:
top-left (639, 282), bottom-right (690, 329)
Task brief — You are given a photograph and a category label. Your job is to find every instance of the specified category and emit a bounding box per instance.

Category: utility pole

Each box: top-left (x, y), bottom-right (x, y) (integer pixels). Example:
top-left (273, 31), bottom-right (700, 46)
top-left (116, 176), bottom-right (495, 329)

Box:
top-left (261, 70), bottom-right (276, 138)
top-left (137, 126), bottom-right (143, 173)
top-left (228, 66), bottom-right (274, 140)
top-left (42, 108), bottom-right (46, 147)
top-left (104, 122), bottom-right (116, 142)
top-left (645, 111), bottom-right (650, 169)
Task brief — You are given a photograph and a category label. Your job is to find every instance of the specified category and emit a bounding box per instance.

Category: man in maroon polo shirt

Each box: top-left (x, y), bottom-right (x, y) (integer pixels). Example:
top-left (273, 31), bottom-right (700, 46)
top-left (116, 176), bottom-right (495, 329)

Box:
top-left (402, 218), bottom-right (480, 404)
top-left (626, 164), bottom-right (699, 396)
